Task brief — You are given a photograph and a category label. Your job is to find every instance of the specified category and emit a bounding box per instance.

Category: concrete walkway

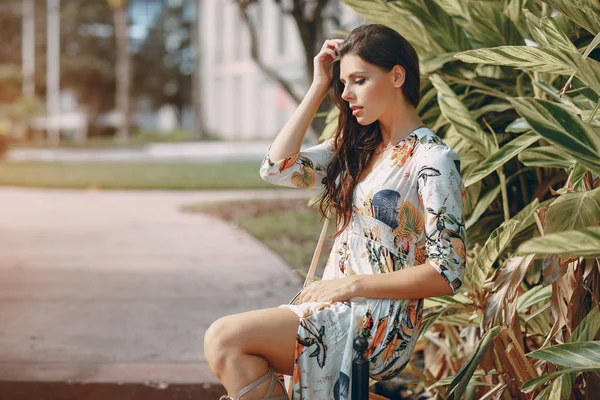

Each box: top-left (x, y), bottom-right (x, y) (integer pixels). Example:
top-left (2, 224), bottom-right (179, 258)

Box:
top-left (0, 187), bottom-right (313, 388)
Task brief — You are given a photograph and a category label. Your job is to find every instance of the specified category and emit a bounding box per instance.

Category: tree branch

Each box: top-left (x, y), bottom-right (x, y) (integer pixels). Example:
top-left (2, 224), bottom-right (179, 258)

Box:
top-left (238, 2), bottom-right (302, 104)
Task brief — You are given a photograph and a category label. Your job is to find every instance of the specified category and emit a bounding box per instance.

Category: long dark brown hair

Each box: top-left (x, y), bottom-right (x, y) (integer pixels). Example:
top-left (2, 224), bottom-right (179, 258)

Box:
top-left (318, 24), bottom-right (421, 238)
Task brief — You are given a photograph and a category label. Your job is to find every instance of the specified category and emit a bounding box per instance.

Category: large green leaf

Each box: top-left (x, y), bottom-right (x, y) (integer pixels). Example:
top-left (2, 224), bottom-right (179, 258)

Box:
top-left (508, 97), bottom-right (600, 176)
top-left (341, 0), bottom-right (437, 54)
top-left (557, 49), bottom-right (600, 97)
top-left (464, 131), bottom-right (540, 187)
top-left (518, 285), bottom-right (552, 312)
top-left (470, 102), bottom-right (513, 120)
top-left (518, 146), bottom-right (576, 169)
top-left (560, 307), bottom-right (600, 397)
top-left (455, 46), bottom-right (574, 74)
top-left (517, 226), bottom-right (600, 257)
top-left (395, 0), bottom-right (472, 53)
top-left (434, 0), bottom-right (470, 22)
top-left (421, 52), bottom-right (460, 74)
top-left (430, 74), bottom-right (496, 158)
top-left (583, 31), bottom-right (600, 60)
top-left (465, 220), bottom-right (520, 290)
top-left (545, 187), bottom-right (600, 233)
top-left (523, 366), bottom-right (600, 393)
top-left (543, 0), bottom-right (600, 35)
top-left (446, 326), bottom-right (503, 399)
top-left (467, 2), bottom-right (524, 47)
top-left (523, 9), bottom-right (577, 52)
top-left (506, 117), bottom-right (531, 133)
top-left (458, 44), bottom-right (600, 96)
top-left (527, 341), bottom-right (600, 368)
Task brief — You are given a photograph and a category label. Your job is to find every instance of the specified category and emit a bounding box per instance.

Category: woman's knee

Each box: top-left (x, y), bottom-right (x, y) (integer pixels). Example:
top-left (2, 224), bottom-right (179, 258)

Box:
top-left (203, 308), bottom-right (300, 375)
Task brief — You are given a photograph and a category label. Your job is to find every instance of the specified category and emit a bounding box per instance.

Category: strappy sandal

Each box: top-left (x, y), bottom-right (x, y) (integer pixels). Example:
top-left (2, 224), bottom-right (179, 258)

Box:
top-left (219, 367), bottom-right (289, 400)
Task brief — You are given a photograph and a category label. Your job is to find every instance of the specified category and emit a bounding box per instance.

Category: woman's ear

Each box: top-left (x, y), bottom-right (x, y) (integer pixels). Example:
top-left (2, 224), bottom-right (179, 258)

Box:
top-left (392, 65), bottom-right (406, 88)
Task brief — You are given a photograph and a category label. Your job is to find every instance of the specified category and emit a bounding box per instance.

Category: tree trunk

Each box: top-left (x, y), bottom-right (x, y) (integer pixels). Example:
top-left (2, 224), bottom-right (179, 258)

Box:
top-left (191, 0), bottom-right (205, 139)
top-left (113, 5), bottom-right (130, 143)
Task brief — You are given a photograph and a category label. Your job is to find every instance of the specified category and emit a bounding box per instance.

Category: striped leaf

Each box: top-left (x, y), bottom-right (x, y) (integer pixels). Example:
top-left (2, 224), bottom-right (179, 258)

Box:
top-left (508, 97), bottom-right (600, 176)
top-left (560, 307), bottom-right (600, 397)
top-left (583, 31), bottom-right (600, 59)
top-left (421, 52), bottom-right (460, 74)
top-left (518, 285), bottom-right (552, 312)
top-left (446, 326), bottom-right (503, 399)
top-left (518, 146), bottom-right (576, 169)
top-left (517, 226), bottom-right (600, 257)
top-left (506, 117), bottom-right (531, 133)
top-left (467, 2), bottom-right (523, 47)
top-left (527, 341), bottom-right (600, 368)
top-left (395, 0), bottom-right (472, 52)
top-left (465, 220), bottom-right (520, 290)
top-left (523, 366), bottom-right (600, 393)
top-left (557, 49), bottom-right (600, 96)
top-left (470, 102), bottom-right (513, 120)
top-left (455, 46), bottom-right (574, 74)
top-left (341, 0), bottom-right (437, 54)
top-left (464, 131), bottom-right (540, 187)
top-left (430, 74), bottom-right (496, 158)
top-left (545, 187), bottom-right (600, 233)
top-left (543, 0), bottom-right (600, 35)
top-left (523, 9), bottom-right (577, 52)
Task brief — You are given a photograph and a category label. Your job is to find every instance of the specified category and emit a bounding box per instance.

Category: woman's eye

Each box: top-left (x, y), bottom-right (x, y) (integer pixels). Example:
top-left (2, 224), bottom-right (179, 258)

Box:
top-left (355, 78), bottom-right (365, 85)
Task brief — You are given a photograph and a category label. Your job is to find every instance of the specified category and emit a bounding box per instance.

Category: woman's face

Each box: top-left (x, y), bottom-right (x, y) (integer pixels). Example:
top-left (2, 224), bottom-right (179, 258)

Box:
top-left (339, 53), bottom-right (397, 125)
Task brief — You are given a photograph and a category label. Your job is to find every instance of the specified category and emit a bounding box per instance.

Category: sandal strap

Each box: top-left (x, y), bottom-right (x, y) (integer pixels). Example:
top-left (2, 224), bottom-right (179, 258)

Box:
top-left (224, 367), bottom-right (289, 400)
top-left (264, 368), bottom-right (288, 400)
top-left (234, 368), bottom-right (272, 399)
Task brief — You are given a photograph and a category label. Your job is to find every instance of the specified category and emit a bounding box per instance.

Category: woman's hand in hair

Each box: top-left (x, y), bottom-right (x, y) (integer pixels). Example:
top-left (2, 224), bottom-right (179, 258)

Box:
top-left (313, 39), bottom-right (344, 90)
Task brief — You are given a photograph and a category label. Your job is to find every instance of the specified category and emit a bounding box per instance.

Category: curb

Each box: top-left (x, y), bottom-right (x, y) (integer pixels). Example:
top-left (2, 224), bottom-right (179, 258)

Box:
top-left (0, 362), bottom-right (224, 400)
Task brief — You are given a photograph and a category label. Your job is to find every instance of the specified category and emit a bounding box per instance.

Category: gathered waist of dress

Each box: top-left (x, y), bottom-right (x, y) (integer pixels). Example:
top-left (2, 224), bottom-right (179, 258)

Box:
top-left (345, 214), bottom-right (399, 256)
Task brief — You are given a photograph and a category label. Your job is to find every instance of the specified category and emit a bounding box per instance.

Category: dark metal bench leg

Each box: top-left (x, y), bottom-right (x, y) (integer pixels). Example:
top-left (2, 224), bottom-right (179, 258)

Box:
top-left (352, 336), bottom-right (369, 400)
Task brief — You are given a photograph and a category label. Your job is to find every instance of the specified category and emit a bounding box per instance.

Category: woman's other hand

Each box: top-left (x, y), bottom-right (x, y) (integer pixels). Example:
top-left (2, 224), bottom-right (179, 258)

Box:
top-left (298, 276), bottom-right (357, 303)
top-left (312, 39), bottom-right (344, 90)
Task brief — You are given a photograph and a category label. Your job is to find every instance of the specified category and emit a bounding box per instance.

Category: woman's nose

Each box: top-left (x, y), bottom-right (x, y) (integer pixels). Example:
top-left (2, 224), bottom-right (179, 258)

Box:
top-left (341, 85), bottom-right (352, 101)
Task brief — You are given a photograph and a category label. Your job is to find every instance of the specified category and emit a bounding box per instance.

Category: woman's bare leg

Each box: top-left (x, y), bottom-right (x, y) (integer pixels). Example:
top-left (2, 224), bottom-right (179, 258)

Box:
top-left (204, 307), bottom-right (300, 399)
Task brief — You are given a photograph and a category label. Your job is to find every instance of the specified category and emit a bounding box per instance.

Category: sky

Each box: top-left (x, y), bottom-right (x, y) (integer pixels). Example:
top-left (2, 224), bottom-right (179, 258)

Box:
top-left (129, 0), bottom-right (190, 42)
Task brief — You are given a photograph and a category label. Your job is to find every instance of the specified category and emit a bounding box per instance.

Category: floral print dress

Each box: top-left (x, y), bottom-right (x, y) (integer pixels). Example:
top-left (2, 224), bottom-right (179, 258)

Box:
top-left (259, 127), bottom-right (466, 400)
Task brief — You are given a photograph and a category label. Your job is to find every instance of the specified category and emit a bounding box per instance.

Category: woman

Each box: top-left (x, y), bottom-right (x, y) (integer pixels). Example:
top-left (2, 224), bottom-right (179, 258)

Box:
top-left (204, 24), bottom-right (466, 400)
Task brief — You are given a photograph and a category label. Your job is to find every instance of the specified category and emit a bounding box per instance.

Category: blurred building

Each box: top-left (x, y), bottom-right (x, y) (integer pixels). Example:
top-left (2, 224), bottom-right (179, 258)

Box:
top-left (199, 0), bottom-right (364, 140)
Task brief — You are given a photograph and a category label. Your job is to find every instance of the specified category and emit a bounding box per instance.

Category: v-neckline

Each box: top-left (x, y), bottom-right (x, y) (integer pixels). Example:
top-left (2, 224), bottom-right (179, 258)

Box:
top-left (357, 150), bottom-right (391, 185)
top-left (356, 129), bottom-right (420, 185)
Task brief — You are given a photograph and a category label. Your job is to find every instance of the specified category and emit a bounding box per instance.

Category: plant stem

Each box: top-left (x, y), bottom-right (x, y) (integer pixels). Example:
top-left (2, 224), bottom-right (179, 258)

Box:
top-left (498, 169), bottom-right (510, 222)
top-left (587, 100), bottom-right (600, 124)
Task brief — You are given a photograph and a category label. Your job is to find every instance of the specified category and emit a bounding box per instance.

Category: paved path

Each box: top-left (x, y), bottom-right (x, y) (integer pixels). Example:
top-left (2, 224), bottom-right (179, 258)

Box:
top-left (0, 187), bottom-right (313, 385)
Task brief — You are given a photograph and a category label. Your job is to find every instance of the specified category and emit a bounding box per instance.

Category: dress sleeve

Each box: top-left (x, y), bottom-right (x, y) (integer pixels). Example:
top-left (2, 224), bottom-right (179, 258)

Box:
top-left (259, 139), bottom-right (335, 190)
top-left (417, 145), bottom-right (466, 294)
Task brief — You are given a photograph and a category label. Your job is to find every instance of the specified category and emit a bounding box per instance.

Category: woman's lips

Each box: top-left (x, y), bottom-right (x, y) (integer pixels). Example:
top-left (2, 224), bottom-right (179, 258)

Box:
top-left (351, 106), bottom-right (363, 116)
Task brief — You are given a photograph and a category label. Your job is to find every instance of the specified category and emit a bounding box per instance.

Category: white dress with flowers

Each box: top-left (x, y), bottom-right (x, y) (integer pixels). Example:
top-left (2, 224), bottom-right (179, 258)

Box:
top-left (259, 127), bottom-right (466, 400)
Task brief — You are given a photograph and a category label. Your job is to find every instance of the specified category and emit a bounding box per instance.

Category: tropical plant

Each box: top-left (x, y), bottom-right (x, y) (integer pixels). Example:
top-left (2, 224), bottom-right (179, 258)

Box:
top-left (325, 1), bottom-right (600, 398)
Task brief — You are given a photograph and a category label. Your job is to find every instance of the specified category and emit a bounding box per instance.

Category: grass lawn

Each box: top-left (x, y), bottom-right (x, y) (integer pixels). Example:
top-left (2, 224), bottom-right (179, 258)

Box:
top-left (184, 198), bottom-right (337, 276)
top-left (0, 161), bottom-right (276, 190)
